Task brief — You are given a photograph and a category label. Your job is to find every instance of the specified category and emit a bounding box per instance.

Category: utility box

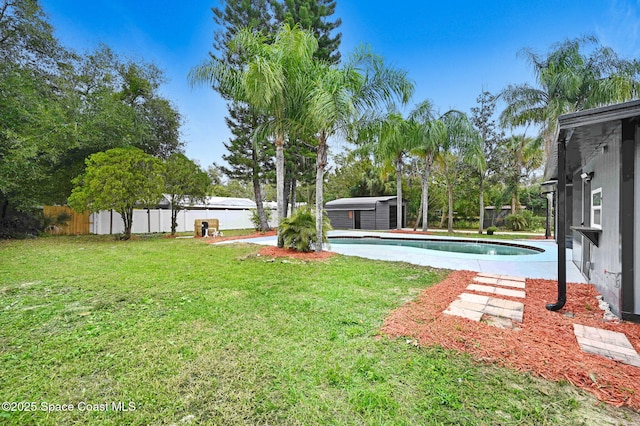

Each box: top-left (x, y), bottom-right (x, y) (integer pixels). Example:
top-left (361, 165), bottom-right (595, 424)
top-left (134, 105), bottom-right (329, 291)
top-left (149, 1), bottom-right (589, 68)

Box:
top-left (194, 219), bottom-right (219, 237)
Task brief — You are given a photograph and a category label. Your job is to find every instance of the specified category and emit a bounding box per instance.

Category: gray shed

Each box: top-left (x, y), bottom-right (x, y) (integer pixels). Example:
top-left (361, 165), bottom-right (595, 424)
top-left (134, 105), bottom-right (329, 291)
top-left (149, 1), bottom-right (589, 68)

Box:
top-left (325, 196), bottom-right (406, 230)
top-left (544, 100), bottom-right (640, 322)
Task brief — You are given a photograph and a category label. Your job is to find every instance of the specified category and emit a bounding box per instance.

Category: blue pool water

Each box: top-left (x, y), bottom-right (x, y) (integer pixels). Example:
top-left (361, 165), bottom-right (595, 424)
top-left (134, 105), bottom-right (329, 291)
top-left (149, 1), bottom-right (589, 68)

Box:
top-left (329, 237), bottom-right (543, 256)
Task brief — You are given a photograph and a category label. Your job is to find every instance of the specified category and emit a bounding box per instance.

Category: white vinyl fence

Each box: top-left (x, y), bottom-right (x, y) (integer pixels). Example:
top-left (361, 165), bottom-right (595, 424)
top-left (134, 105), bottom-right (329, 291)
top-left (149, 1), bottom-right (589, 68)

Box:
top-left (90, 208), bottom-right (277, 235)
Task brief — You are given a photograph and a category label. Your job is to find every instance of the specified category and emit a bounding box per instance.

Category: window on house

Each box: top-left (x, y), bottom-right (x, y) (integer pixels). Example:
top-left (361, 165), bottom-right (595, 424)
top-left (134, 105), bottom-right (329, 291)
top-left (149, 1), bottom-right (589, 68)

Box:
top-left (591, 188), bottom-right (602, 229)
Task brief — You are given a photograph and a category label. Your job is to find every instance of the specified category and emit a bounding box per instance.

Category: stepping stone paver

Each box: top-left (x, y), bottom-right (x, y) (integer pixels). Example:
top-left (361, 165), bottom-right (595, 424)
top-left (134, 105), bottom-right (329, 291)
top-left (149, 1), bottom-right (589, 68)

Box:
top-left (477, 272), bottom-right (526, 282)
top-left (474, 276), bottom-right (498, 285)
top-left (443, 302), bottom-right (484, 321)
top-left (473, 276), bottom-right (526, 289)
top-left (497, 279), bottom-right (526, 289)
top-left (573, 324), bottom-right (640, 367)
top-left (444, 292), bottom-right (524, 325)
top-left (467, 283), bottom-right (526, 299)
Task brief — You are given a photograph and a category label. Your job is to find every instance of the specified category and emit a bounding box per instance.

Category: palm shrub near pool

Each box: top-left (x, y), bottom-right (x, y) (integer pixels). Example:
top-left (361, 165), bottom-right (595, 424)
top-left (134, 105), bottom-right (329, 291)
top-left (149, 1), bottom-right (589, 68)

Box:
top-left (505, 211), bottom-right (544, 231)
top-left (278, 206), bottom-right (331, 252)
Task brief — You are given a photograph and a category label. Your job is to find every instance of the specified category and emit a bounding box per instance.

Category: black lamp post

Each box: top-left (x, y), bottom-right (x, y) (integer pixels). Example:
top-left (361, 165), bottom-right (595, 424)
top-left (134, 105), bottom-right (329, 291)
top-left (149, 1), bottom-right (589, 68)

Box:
top-left (540, 180), bottom-right (557, 240)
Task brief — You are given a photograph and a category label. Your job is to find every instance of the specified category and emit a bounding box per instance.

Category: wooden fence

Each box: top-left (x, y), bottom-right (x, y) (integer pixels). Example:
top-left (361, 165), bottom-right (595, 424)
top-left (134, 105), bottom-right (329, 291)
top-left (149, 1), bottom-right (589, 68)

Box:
top-left (43, 206), bottom-right (90, 235)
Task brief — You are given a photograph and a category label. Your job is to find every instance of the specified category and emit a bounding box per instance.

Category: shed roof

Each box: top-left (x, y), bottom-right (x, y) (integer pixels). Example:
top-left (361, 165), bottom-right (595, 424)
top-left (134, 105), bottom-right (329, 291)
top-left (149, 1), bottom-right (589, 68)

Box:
top-left (325, 196), bottom-right (398, 211)
top-left (544, 100), bottom-right (640, 181)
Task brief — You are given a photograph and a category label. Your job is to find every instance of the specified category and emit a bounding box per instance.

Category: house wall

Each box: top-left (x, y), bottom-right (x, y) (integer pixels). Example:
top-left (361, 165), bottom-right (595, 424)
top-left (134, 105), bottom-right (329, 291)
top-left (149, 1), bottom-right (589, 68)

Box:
top-left (585, 128), bottom-right (622, 316)
top-left (327, 211), bottom-right (353, 229)
top-left (635, 125), bottom-right (640, 314)
top-left (571, 171), bottom-right (583, 271)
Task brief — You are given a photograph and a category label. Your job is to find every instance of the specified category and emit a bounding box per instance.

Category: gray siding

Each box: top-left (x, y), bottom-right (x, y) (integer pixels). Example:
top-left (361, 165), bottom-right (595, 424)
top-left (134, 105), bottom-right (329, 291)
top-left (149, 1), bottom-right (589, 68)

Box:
top-left (587, 127), bottom-right (621, 316)
top-left (572, 171), bottom-right (583, 270)
top-left (327, 211), bottom-right (352, 229)
top-left (635, 126), bottom-right (640, 314)
top-left (360, 210), bottom-right (377, 229)
top-left (376, 202), bottom-right (390, 229)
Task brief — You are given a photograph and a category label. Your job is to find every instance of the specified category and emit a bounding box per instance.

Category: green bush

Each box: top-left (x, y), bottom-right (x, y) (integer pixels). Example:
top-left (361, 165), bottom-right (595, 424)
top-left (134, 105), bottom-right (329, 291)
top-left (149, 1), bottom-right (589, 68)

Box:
top-left (454, 219), bottom-right (479, 230)
top-left (250, 208), bottom-right (272, 231)
top-left (278, 206), bottom-right (332, 252)
top-left (505, 211), bottom-right (541, 231)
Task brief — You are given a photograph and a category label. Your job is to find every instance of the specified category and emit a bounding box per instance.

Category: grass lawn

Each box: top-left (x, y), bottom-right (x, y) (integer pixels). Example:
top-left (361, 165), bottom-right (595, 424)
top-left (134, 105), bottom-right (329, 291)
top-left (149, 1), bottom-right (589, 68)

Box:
top-left (0, 236), bottom-right (635, 425)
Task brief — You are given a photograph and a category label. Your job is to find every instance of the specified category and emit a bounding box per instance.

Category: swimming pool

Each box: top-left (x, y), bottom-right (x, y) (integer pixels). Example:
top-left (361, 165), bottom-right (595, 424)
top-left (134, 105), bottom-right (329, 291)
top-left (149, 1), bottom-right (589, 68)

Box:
top-left (329, 236), bottom-right (544, 256)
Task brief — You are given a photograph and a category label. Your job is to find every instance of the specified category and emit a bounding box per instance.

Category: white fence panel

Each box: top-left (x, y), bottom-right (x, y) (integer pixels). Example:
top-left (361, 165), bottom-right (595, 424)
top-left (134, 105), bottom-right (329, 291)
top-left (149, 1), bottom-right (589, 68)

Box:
top-left (89, 208), bottom-right (278, 235)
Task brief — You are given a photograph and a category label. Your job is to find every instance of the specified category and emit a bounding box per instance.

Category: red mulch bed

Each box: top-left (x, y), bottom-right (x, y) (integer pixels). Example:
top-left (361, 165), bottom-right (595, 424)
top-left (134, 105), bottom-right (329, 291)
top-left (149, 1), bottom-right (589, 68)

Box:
top-left (257, 245), bottom-right (336, 260)
top-left (201, 230), bottom-right (277, 242)
top-left (381, 270), bottom-right (640, 410)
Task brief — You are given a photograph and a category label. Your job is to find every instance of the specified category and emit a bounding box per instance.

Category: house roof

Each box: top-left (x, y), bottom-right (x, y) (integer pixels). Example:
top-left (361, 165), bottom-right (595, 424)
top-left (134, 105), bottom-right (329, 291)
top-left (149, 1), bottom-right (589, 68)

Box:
top-left (162, 195), bottom-right (257, 209)
top-left (544, 100), bottom-right (640, 181)
top-left (325, 196), bottom-right (398, 211)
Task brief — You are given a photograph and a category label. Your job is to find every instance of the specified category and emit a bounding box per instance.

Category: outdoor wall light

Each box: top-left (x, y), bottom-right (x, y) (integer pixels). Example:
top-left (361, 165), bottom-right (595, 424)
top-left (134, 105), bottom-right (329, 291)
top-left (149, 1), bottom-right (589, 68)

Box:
top-left (580, 171), bottom-right (594, 182)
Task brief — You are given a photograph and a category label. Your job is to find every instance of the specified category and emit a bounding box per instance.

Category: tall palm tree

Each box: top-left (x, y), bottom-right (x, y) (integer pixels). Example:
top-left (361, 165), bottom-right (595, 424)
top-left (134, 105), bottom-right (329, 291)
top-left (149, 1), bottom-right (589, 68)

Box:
top-left (502, 134), bottom-right (543, 214)
top-left (307, 48), bottom-right (413, 250)
top-left (433, 111), bottom-right (483, 233)
top-left (407, 99), bottom-right (442, 232)
top-left (500, 36), bottom-right (640, 156)
top-left (189, 23), bottom-right (317, 245)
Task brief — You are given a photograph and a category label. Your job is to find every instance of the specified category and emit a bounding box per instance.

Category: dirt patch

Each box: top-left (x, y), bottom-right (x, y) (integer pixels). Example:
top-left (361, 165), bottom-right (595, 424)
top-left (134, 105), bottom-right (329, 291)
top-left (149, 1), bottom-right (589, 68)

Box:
top-left (256, 245), bottom-right (336, 261)
top-left (381, 270), bottom-right (640, 410)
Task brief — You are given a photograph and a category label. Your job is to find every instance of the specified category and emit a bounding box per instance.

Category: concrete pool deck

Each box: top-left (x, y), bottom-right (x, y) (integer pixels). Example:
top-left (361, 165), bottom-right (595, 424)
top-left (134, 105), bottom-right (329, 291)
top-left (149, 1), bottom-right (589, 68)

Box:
top-left (223, 230), bottom-right (586, 283)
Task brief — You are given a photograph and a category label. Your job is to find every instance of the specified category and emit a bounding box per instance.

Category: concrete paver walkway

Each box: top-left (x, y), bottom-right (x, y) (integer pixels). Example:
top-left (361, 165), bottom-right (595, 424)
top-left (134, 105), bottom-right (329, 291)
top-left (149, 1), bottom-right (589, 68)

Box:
top-left (444, 273), bottom-right (526, 327)
top-left (443, 272), bottom-right (640, 368)
top-left (573, 324), bottom-right (640, 367)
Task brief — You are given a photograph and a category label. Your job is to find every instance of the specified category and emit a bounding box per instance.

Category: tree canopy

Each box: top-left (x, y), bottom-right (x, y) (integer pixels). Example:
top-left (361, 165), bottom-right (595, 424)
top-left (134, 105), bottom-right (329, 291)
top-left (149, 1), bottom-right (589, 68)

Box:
top-left (68, 147), bottom-right (165, 239)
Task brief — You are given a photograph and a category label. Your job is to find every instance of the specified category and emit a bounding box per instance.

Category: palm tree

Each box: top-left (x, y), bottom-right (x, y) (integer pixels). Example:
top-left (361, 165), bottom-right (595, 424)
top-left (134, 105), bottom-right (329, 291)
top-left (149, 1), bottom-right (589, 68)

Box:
top-left (502, 134), bottom-right (543, 214)
top-left (407, 100), bottom-right (442, 232)
top-left (500, 36), bottom-right (640, 156)
top-left (370, 111), bottom-right (412, 230)
top-left (189, 23), bottom-right (317, 245)
top-left (433, 111), bottom-right (483, 233)
top-left (307, 48), bottom-right (413, 250)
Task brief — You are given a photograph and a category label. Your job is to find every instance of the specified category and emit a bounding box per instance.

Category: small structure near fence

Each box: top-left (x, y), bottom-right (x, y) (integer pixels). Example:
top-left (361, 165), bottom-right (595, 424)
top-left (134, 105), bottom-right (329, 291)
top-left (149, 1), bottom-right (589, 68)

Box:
top-left (325, 196), bottom-right (406, 230)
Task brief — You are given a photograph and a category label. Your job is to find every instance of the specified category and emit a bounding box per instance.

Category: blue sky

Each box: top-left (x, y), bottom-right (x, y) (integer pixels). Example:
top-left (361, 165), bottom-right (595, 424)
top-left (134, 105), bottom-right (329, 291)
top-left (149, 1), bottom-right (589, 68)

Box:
top-left (40, 0), bottom-right (640, 169)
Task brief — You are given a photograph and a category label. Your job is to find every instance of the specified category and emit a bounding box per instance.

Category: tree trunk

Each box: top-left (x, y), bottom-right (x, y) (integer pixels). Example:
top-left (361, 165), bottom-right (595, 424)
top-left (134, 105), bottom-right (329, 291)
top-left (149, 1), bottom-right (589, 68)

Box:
top-left (478, 177), bottom-right (485, 234)
top-left (252, 173), bottom-right (270, 232)
top-left (413, 197), bottom-right (422, 231)
top-left (421, 153), bottom-right (433, 232)
top-left (122, 207), bottom-right (133, 240)
top-left (1, 197), bottom-right (8, 220)
top-left (170, 200), bottom-right (178, 235)
top-left (275, 134), bottom-right (285, 247)
top-left (447, 183), bottom-right (454, 233)
top-left (315, 132), bottom-right (327, 252)
top-left (290, 177), bottom-right (297, 215)
top-left (283, 177), bottom-right (290, 219)
top-left (511, 191), bottom-right (517, 214)
top-left (395, 155), bottom-right (403, 230)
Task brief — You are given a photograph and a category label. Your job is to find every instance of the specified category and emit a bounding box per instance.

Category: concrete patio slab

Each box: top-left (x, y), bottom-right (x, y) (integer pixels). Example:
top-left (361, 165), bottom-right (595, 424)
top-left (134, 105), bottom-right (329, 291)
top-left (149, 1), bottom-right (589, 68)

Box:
top-left (573, 324), bottom-right (640, 367)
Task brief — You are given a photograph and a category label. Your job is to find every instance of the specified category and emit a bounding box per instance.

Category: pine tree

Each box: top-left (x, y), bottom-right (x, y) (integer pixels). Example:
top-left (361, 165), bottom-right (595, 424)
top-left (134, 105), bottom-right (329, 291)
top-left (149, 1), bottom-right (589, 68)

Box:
top-left (271, 0), bottom-right (342, 64)
top-left (211, 0), bottom-right (275, 230)
top-left (271, 0), bottom-right (343, 211)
